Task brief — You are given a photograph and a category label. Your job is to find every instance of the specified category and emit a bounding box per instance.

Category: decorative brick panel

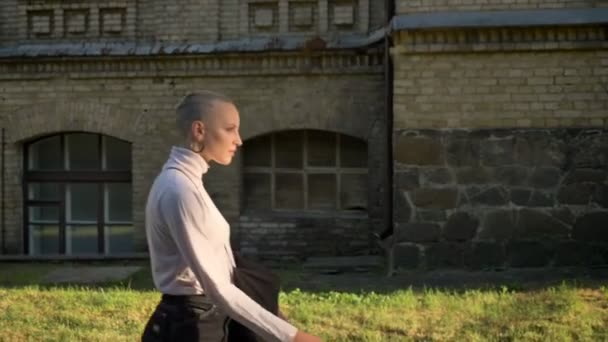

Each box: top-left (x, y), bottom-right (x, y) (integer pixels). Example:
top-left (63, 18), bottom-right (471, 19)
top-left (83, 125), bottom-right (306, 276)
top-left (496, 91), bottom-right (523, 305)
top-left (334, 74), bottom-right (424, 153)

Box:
top-left (289, 1), bottom-right (317, 32)
top-left (64, 9), bottom-right (89, 36)
top-left (100, 8), bottom-right (125, 35)
top-left (27, 10), bottom-right (53, 37)
top-left (248, 2), bottom-right (279, 33)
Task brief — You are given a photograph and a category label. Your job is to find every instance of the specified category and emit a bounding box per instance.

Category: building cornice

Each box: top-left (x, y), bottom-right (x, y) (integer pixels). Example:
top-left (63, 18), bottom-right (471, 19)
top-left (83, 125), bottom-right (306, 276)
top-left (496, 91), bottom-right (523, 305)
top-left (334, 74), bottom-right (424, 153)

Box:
top-left (392, 25), bottom-right (608, 54)
top-left (0, 29), bottom-right (386, 59)
top-left (0, 50), bottom-right (384, 79)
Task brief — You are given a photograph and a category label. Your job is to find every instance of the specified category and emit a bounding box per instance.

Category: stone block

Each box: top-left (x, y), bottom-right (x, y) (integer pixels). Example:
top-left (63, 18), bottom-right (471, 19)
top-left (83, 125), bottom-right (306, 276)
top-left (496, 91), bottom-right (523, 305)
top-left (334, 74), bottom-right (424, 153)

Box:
top-left (412, 188), bottom-right (458, 209)
top-left (563, 168), bottom-right (606, 184)
top-left (466, 242), bottom-right (505, 270)
top-left (468, 186), bottom-right (509, 206)
top-left (557, 183), bottom-right (596, 205)
top-left (422, 167), bottom-right (453, 185)
top-left (395, 135), bottom-right (444, 165)
top-left (478, 209), bottom-right (515, 241)
top-left (494, 166), bottom-right (529, 186)
top-left (514, 208), bottom-right (570, 239)
top-left (528, 191), bottom-right (555, 207)
top-left (394, 243), bottom-right (420, 269)
top-left (550, 207), bottom-right (576, 226)
top-left (446, 136), bottom-right (481, 167)
top-left (397, 222), bottom-right (440, 243)
top-left (480, 138), bottom-right (515, 167)
top-left (594, 184), bottom-right (608, 208)
top-left (514, 131), bottom-right (566, 168)
top-left (554, 241), bottom-right (606, 266)
top-left (455, 167), bottom-right (490, 184)
top-left (510, 188), bottom-right (532, 206)
top-left (528, 167), bottom-right (562, 188)
top-left (426, 242), bottom-right (467, 269)
top-left (573, 211), bottom-right (608, 242)
top-left (416, 209), bottom-right (446, 222)
top-left (570, 134), bottom-right (608, 169)
top-left (507, 240), bottom-right (552, 267)
top-left (443, 212), bottom-right (478, 241)
top-left (393, 190), bottom-right (413, 223)
top-left (394, 169), bottom-right (419, 191)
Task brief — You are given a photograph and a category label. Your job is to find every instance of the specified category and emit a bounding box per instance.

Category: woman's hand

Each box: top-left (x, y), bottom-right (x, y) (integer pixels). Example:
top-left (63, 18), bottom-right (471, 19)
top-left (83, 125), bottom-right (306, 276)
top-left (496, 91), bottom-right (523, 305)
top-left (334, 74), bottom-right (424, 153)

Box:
top-left (293, 330), bottom-right (322, 342)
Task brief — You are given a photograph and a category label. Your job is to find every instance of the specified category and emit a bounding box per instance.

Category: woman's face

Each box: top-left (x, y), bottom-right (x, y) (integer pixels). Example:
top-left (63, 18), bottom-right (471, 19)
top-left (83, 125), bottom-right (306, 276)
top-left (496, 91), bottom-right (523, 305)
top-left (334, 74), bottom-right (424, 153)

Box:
top-left (199, 101), bottom-right (243, 165)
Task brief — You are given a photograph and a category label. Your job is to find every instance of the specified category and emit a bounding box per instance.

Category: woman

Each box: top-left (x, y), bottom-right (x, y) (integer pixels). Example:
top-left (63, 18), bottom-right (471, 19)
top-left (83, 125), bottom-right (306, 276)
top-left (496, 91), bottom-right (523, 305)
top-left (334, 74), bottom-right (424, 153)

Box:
top-left (142, 91), bottom-right (321, 342)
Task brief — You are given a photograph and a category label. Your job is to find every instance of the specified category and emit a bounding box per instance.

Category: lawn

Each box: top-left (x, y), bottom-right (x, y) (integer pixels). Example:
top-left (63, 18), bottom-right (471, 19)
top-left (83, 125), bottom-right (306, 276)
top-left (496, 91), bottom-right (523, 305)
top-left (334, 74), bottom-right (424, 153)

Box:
top-left (0, 263), bottom-right (607, 341)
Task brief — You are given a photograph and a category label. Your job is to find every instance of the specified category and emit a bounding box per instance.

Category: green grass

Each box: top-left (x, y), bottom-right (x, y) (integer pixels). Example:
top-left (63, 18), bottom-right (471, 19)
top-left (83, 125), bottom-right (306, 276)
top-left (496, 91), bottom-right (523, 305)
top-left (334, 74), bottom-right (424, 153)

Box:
top-left (0, 263), bottom-right (607, 341)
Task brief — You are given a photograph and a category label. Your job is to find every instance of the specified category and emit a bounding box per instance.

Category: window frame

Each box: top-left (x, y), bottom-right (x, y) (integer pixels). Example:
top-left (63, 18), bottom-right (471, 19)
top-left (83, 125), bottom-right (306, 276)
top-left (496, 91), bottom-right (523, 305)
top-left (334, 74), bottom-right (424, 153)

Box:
top-left (242, 130), bottom-right (368, 213)
top-left (23, 132), bottom-right (132, 255)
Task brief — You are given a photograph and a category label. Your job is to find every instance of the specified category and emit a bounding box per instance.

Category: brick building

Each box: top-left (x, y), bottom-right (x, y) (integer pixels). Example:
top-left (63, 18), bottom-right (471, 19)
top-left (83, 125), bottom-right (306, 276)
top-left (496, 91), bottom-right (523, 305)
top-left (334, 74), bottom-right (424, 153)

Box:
top-left (0, 1), bottom-right (607, 270)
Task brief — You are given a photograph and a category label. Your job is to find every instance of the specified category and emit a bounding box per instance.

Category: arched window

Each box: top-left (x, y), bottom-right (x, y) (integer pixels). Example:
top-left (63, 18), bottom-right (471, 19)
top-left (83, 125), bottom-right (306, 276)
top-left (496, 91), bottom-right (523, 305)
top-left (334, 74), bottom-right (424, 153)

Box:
top-left (242, 130), bottom-right (368, 212)
top-left (24, 133), bottom-right (132, 255)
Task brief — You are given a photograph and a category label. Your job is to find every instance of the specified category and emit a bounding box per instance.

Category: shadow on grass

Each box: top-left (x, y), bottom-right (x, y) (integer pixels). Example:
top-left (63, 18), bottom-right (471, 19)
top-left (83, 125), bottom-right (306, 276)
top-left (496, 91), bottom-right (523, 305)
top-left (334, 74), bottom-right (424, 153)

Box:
top-left (1, 261), bottom-right (608, 295)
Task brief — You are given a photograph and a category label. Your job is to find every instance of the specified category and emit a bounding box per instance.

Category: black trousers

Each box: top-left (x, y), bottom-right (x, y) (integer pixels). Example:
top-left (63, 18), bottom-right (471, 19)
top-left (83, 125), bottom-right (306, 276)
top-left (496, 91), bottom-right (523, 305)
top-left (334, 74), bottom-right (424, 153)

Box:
top-left (141, 294), bottom-right (230, 342)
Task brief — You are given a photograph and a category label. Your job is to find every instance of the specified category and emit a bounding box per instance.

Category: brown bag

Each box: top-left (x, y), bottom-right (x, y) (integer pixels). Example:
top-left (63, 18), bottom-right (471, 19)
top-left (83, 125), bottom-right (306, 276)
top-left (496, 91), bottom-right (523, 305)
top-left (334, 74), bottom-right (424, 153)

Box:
top-left (228, 253), bottom-right (281, 342)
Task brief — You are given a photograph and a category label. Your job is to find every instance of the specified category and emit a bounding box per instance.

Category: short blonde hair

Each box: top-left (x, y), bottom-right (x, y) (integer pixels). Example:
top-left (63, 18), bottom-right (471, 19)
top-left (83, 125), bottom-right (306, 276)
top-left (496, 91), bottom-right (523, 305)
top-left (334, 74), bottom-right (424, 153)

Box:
top-left (175, 91), bottom-right (234, 136)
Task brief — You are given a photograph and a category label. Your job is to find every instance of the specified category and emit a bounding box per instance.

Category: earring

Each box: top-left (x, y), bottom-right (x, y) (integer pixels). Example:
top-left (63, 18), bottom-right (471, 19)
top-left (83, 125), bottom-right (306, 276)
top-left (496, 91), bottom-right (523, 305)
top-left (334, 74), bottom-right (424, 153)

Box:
top-left (190, 141), bottom-right (205, 153)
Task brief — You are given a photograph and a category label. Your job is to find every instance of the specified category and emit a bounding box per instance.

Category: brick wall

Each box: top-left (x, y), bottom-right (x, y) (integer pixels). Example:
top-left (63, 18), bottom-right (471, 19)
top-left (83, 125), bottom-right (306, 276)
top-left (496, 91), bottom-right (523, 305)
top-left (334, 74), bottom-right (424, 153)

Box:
top-left (0, 0), bottom-right (381, 44)
top-left (235, 214), bottom-right (371, 261)
top-left (391, 22), bottom-right (608, 270)
top-left (393, 49), bottom-right (608, 129)
top-left (0, 58), bottom-right (384, 255)
top-left (137, 0), bottom-right (219, 42)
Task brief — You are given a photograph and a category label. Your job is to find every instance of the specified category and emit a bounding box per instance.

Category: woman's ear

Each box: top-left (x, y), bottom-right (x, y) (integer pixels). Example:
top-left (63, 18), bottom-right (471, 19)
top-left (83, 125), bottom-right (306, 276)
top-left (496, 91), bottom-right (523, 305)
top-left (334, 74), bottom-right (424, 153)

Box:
top-left (192, 121), bottom-right (205, 140)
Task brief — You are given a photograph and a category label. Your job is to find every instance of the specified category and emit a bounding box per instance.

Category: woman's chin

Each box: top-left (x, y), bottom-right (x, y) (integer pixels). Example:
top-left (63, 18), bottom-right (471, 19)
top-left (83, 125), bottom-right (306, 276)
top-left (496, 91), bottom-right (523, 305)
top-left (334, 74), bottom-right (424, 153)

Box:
top-left (216, 156), bottom-right (233, 166)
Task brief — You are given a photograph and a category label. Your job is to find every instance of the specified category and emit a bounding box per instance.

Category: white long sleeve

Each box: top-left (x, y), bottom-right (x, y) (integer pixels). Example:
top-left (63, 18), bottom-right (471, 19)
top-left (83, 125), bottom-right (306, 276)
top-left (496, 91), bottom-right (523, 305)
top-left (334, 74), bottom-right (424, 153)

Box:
top-left (145, 146), bottom-right (298, 342)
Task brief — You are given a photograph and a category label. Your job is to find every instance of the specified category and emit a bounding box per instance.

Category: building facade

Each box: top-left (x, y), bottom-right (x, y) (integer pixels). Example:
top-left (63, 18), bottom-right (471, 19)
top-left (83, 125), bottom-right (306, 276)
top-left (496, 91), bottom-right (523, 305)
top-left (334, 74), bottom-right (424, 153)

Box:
top-left (0, 0), bottom-right (607, 270)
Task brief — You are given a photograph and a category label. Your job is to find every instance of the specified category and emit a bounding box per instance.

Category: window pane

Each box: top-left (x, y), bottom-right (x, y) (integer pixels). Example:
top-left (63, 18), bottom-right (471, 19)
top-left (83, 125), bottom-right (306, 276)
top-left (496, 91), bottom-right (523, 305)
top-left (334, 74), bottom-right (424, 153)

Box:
top-left (30, 225), bottom-right (59, 255)
top-left (275, 131), bottom-right (303, 168)
top-left (308, 174), bottom-right (336, 210)
top-left (28, 136), bottom-right (62, 170)
top-left (68, 183), bottom-right (98, 223)
top-left (340, 174), bottom-right (368, 211)
top-left (107, 225), bottom-right (134, 254)
top-left (66, 133), bottom-right (100, 170)
top-left (307, 131), bottom-right (336, 167)
top-left (340, 135), bottom-right (367, 168)
top-left (244, 135), bottom-right (271, 167)
top-left (28, 206), bottom-right (59, 223)
top-left (243, 173), bottom-right (271, 210)
top-left (104, 136), bottom-right (131, 170)
top-left (106, 183), bottom-right (132, 222)
top-left (28, 183), bottom-right (60, 201)
top-left (68, 225), bottom-right (98, 254)
top-left (275, 173), bottom-right (303, 209)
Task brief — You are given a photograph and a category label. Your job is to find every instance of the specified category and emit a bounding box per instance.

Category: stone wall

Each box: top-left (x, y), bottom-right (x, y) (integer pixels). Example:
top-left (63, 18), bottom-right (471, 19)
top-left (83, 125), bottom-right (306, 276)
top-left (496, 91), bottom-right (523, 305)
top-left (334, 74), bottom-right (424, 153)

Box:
top-left (391, 11), bottom-right (608, 269)
top-left (393, 128), bottom-right (608, 269)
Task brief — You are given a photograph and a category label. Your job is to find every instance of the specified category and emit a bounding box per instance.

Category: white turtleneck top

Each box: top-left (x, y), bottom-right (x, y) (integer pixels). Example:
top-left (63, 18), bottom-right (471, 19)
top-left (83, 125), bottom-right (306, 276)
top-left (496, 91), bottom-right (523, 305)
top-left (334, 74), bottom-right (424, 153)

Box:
top-left (145, 146), bottom-right (297, 342)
